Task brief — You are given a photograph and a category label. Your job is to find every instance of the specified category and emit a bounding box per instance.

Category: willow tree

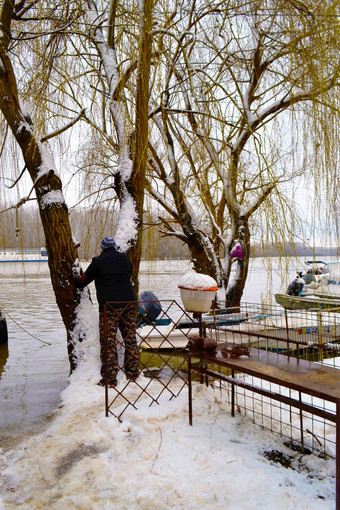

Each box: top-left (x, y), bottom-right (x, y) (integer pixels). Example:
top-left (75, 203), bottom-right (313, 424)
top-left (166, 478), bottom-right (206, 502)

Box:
top-left (45, 0), bottom-right (154, 294)
top-left (0, 0), bottom-right (91, 370)
top-left (0, 0), bottom-right (156, 373)
top-left (144, 0), bottom-right (340, 307)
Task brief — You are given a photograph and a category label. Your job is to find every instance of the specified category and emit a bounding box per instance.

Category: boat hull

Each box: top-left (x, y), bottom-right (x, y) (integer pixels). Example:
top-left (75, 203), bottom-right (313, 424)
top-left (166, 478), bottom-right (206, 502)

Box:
top-left (275, 293), bottom-right (340, 311)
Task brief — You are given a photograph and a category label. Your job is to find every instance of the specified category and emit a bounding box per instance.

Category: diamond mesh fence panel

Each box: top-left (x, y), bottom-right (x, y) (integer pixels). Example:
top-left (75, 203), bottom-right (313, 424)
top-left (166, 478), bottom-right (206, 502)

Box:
top-left (102, 299), bottom-right (214, 421)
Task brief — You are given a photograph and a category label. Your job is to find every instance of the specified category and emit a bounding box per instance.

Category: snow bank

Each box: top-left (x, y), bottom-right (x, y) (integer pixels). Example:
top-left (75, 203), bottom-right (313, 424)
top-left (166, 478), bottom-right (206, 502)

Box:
top-left (0, 374), bottom-right (335, 509)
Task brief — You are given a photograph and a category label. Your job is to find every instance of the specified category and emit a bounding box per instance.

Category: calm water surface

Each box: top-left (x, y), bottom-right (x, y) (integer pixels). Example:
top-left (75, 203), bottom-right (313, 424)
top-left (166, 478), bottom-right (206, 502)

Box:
top-left (0, 256), bottom-right (332, 435)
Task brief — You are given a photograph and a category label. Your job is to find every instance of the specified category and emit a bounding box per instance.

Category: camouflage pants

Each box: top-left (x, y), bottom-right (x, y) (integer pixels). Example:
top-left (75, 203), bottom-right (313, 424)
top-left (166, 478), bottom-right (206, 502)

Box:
top-left (99, 304), bottom-right (140, 384)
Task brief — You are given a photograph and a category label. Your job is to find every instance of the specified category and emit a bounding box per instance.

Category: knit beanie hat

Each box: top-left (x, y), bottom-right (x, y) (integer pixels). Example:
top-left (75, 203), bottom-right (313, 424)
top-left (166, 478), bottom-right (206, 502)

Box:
top-left (100, 237), bottom-right (116, 251)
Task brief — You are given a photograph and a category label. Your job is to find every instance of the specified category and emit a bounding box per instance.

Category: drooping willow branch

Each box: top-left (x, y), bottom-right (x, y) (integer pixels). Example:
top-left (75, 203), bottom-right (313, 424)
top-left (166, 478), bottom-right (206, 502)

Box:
top-left (40, 108), bottom-right (85, 143)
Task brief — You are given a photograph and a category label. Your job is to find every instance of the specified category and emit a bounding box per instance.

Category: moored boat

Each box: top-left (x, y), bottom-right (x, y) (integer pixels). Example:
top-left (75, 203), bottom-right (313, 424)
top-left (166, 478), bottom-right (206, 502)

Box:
top-left (276, 259), bottom-right (340, 310)
top-left (286, 260), bottom-right (329, 296)
top-left (0, 247), bottom-right (48, 263)
top-left (137, 311), bottom-right (267, 350)
top-left (275, 292), bottom-right (340, 311)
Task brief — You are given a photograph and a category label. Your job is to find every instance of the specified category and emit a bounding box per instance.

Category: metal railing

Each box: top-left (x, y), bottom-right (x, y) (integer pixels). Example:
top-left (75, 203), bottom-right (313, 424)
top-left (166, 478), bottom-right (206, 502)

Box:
top-left (204, 302), bottom-right (340, 458)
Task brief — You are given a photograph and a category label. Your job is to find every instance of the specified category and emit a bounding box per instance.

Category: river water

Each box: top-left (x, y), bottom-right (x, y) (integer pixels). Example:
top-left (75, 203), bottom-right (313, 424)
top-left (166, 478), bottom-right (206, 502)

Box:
top-left (0, 256), bottom-right (331, 436)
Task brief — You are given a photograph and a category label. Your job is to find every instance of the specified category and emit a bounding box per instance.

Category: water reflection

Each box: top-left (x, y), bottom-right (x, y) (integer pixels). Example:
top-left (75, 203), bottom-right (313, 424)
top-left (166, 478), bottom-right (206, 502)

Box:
top-left (0, 265), bottom-right (69, 435)
top-left (0, 342), bottom-right (8, 377)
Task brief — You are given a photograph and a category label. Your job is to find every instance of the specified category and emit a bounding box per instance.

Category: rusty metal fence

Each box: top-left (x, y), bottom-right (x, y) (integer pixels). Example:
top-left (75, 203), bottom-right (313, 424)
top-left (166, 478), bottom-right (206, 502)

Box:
top-left (102, 299), bottom-right (340, 458)
top-left (103, 299), bottom-right (211, 421)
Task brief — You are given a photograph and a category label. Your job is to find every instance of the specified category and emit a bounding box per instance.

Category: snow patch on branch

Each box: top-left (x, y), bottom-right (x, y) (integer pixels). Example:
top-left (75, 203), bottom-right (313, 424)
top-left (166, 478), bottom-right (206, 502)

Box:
top-left (226, 260), bottom-right (243, 294)
top-left (203, 235), bottom-right (222, 286)
top-left (239, 203), bottom-right (248, 216)
top-left (91, 16), bottom-right (119, 95)
top-left (162, 228), bottom-right (187, 240)
top-left (165, 175), bottom-right (175, 186)
top-left (120, 146), bottom-right (133, 181)
top-left (99, 44), bottom-right (119, 91)
top-left (243, 85), bottom-right (258, 124)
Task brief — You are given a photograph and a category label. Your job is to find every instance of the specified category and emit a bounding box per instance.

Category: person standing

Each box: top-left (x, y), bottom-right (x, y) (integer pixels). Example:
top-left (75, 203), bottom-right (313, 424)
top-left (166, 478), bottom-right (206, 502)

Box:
top-left (80, 237), bottom-right (140, 387)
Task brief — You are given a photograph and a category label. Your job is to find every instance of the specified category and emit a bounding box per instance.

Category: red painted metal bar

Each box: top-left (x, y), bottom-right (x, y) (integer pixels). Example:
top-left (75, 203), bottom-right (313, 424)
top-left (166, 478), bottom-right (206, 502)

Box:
top-left (231, 369), bottom-right (235, 418)
top-left (103, 304), bottom-right (109, 417)
top-left (103, 299), bottom-right (192, 421)
top-left (188, 354), bottom-right (192, 426)
top-left (337, 402), bottom-right (340, 510)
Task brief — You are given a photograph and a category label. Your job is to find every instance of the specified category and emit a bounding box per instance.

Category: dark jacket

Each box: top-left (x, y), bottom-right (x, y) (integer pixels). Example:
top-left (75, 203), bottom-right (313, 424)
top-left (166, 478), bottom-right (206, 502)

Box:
top-left (82, 247), bottom-right (135, 310)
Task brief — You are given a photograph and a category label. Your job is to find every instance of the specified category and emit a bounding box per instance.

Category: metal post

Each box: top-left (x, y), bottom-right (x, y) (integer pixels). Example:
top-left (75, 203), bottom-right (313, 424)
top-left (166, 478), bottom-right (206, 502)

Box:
top-left (104, 304), bottom-right (109, 417)
top-left (284, 308), bottom-right (291, 359)
top-left (299, 392), bottom-right (304, 454)
top-left (231, 369), bottom-right (235, 417)
top-left (317, 310), bottom-right (324, 362)
top-left (284, 308), bottom-right (289, 338)
top-left (336, 401), bottom-right (340, 510)
top-left (188, 354), bottom-right (193, 426)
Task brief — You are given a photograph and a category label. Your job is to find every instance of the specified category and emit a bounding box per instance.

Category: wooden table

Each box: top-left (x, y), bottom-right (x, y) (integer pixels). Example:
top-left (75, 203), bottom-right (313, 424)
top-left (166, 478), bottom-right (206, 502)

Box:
top-left (188, 343), bottom-right (340, 509)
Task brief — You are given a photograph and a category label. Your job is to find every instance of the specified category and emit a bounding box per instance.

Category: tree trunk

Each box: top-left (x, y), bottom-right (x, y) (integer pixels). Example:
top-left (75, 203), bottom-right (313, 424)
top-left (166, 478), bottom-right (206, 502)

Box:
top-left (186, 233), bottom-right (218, 278)
top-left (0, 45), bottom-right (83, 372)
top-left (128, 0), bottom-right (153, 295)
top-left (225, 220), bottom-right (250, 309)
top-left (37, 173), bottom-right (82, 370)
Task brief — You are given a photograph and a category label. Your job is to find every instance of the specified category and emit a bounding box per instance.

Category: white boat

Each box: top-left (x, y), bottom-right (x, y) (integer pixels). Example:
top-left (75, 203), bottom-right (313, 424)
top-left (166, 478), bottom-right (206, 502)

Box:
top-left (137, 312), bottom-right (260, 350)
top-left (313, 269), bottom-right (340, 296)
top-left (0, 248), bottom-right (48, 263)
top-left (276, 260), bottom-right (340, 310)
top-left (291, 260), bottom-right (329, 294)
top-left (300, 260), bottom-right (340, 296)
top-left (138, 320), bottom-right (197, 350)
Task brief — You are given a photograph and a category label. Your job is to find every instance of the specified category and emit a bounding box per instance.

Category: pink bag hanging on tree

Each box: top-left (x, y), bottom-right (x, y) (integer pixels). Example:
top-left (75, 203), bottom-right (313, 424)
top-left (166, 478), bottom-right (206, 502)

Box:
top-left (229, 241), bottom-right (243, 262)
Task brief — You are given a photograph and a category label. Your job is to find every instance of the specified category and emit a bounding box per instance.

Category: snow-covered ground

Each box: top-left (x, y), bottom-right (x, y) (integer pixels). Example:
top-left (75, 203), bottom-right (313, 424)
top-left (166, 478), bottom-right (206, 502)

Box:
top-left (0, 266), bottom-right (337, 509)
top-left (0, 369), bottom-right (335, 509)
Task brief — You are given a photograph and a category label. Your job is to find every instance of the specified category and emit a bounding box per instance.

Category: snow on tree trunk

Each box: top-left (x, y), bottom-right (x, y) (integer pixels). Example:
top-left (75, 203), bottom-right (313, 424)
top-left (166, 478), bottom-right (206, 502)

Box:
top-left (0, 35), bottom-right (87, 372)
